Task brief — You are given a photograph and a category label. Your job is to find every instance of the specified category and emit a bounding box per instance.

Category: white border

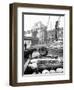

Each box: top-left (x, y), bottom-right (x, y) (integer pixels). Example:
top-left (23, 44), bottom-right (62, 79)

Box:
top-left (17, 7), bottom-right (70, 82)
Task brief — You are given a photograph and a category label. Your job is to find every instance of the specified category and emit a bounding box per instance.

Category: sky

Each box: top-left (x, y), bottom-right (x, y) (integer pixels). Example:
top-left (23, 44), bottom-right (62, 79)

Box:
top-left (24, 15), bottom-right (64, 37)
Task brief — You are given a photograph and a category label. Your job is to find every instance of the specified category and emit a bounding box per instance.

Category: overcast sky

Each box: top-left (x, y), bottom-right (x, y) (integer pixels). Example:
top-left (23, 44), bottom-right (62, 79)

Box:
top-left (24, 15), bottom-right (64, 37)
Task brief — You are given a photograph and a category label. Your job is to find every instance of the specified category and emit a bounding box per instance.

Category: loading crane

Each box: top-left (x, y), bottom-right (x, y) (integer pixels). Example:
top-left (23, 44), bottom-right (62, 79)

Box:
top-left (55, 16), bottom-right (61, 41)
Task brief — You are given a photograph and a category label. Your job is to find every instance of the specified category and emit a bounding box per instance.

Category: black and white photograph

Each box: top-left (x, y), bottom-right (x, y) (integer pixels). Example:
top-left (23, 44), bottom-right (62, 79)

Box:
top-left (23, 13), bottom-right (64, 75)
top-left (10, 3), bottom-right (72, 86)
